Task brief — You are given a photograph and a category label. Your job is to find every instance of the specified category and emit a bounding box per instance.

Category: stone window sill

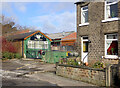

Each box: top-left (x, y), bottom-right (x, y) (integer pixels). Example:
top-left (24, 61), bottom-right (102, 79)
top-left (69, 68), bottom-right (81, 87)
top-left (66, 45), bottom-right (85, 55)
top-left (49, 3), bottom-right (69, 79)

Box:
top-left (102, 55), bottom-right (118, 59)
top-left (79, 23), bottom-right (89, 27)
top-left (102, 18), bottom-right (120, 23)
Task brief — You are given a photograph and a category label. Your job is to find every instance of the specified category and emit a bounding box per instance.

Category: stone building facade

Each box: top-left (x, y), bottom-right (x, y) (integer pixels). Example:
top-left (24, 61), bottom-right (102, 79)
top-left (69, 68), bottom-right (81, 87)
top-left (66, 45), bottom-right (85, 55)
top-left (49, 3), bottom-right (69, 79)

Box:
top-left (75, 1), bottom-right (120, 64)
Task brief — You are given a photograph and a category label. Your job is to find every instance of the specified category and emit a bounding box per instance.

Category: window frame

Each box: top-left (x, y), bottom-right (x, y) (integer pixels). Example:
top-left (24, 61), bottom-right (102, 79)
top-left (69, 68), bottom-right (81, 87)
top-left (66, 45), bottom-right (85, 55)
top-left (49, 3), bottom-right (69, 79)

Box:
top-left (81, 6), bottom-right (88, 24)
top-left (28, 40), bottom-right (48, 49)
top-left (104, 1), bottom-right (118, 20)
top-left (105, 34), bottom-right (118, 59)
top-left (28, 40), bottom-right (34, 49)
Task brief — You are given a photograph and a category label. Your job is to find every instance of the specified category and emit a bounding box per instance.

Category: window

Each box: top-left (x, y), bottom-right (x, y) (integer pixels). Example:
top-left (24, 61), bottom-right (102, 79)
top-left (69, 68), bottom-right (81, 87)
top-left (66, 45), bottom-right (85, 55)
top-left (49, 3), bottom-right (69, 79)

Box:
top-left (28, 40), bottom-right (34, 48)
top-left (81, 6), bottom-right (88, 24)
top-left (83, 41), bottom-right (88, 52)
top-left (28, 40), bottom-right (48, 49)
top-left (105, 0), bottom-right (118, 19)
top-left (105, 34), bottom-right (118, 58)
top-left (35, 41), bottom-right (40, 49)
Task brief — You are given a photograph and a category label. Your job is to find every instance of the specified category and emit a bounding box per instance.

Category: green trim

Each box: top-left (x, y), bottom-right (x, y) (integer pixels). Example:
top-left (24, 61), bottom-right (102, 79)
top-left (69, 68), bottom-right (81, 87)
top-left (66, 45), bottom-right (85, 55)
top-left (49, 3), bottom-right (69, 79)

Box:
top-left (24, 33), bottom-right (51, 58)
top-left (52, 40), bottom-right (61, 42)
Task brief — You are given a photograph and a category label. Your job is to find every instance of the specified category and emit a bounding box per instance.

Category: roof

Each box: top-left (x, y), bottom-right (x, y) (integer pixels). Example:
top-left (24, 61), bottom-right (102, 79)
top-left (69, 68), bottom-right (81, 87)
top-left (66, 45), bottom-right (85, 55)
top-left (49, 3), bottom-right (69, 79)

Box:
top-left (74, 0), bottom-right (89, 4)
top-left (7, 31), bottom-right (52, 41)
top-left (61, 32), bottom-right (76, 46)
top-left (4, 29), bottom-right (30, 37)
top-left (46, 31), bottom-right (74, 40)
top-left (61, 32), bottom-right (76, 41)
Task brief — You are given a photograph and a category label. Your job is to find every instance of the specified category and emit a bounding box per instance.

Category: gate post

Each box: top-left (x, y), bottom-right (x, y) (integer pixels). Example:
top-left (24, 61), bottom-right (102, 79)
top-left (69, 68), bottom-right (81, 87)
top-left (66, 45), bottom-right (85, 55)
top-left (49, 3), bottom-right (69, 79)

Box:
top-left (106, 65), bottom-right (112, 86)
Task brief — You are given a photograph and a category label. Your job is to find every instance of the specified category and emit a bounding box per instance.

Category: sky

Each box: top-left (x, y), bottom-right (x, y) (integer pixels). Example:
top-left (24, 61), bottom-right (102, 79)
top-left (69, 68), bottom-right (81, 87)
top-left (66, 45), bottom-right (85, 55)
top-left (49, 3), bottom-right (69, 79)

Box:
top-left (1, 1), bottom-right (77, 34)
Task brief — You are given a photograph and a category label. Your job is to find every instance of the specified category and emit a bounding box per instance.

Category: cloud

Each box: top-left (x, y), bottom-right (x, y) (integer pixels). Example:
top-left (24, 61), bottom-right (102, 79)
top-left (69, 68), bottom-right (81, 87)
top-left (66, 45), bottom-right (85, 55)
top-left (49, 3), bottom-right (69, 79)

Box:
top-left (14, 2), bottom-right (27, 13)
top-left (2, 2), bottom-right (27, 25)
top-left (2, 2), bottom-right (14, 15)
top-left (2, 2), bottom-right (19, 23)
top-left (38, 2), bottom-right (75, 14)
top-left (18, 5), bottom-right (26, 12)
top-left (30, 11), bottom-right (76, 33)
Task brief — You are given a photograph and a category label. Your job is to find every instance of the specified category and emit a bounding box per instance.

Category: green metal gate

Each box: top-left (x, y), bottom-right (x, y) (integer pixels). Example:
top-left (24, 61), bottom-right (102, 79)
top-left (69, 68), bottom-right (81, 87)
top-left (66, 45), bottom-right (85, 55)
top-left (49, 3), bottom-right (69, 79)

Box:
top-left (43, 51), bottom-right (67, 63)
top-left (26, 49), bottom-right (42, 58)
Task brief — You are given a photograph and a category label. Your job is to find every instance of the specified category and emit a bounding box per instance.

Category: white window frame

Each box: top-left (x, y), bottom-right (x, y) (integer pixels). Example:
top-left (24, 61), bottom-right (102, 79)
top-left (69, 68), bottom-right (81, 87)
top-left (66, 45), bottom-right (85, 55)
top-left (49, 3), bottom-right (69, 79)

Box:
top-left (28, 40), bottom-right (34, 49)
top-left (35, 41), bottom-right (40, 49)
top-left (81, 6), bottom-right (89, 24)
top-left (104, 1), bottom-right (118, 21)
top-left (44, 41), bottom-right (48, 49)
top-left (105, 34), bottom-right (118, 59)
top-left (28, 40), bottom-right (48, 49)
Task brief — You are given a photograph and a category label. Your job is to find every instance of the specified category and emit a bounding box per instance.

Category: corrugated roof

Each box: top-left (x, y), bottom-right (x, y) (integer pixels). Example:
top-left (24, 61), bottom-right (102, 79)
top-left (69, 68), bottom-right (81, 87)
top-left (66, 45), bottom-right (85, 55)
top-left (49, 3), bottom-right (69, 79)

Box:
top-left (7, 31), bottom-right (52, 41)
top-left (46, 31), bottom-right (74, 39)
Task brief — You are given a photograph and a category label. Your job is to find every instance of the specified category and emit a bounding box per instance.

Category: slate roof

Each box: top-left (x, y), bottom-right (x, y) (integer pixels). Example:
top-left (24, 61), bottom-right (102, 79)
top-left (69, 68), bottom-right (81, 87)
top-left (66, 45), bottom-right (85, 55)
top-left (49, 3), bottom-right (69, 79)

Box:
top-left (7, 31), bottom-right (52, 41)
top-left (46, 31), bottom-right (74, 40)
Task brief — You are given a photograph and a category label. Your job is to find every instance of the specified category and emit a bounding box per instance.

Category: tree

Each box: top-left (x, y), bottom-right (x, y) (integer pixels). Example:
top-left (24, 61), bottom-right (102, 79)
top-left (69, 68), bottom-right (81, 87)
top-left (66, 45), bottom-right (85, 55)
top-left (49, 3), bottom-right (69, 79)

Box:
top-left (1, 15), bottom-right (17, 35)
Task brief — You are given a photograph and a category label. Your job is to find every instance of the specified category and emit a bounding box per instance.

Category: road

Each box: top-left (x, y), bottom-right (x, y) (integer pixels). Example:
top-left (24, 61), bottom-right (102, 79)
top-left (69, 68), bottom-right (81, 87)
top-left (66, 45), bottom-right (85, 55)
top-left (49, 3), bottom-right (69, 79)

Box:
top-left (1, 59), bottom-right (96, 87)
top-left (2, 59), bottom-right (58, 87)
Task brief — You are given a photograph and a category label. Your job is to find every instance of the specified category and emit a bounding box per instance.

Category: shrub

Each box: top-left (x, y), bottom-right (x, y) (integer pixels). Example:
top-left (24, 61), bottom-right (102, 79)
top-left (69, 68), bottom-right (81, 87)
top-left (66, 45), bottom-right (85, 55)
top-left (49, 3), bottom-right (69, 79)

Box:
top-left (93, 61), bottom-right (104, 68)
top-left (2, 52), bottom-right (14, 59)
top-left (2, 52), bottom-right (9, 59)
top-left (60, 59), bottom-right (63, 64)
top-left (2, 37), bottom-right (17, 53)
top-left (66, 59), bottom-right (79, 66)
top-left (14, 53), bottom-right (21, 59)
top-left (72, 59), bottom-right (79, 66)
top-left (2, 52), bottom-right (22, 59)
top-left (67, 60), bottom-right (71, 65)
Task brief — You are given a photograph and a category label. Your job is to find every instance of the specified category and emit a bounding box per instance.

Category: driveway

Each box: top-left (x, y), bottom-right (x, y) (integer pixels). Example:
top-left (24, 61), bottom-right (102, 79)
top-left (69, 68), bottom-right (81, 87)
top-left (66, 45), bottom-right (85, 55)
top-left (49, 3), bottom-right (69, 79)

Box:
top-left (2, 58), bottom-right (96, 87)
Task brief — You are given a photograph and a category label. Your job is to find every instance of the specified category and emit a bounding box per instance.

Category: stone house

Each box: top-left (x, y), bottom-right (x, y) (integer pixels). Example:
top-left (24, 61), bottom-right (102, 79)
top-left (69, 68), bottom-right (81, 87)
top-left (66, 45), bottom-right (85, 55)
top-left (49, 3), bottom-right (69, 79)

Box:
top-left (75, 1), bottom-right (120, 64)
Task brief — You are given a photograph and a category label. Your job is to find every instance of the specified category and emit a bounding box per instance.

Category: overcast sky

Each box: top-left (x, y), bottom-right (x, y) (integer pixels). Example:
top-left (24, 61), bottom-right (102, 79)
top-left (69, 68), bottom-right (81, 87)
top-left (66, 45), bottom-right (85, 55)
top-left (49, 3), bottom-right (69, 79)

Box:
top-left (2, 1), bottom-right (77, 33)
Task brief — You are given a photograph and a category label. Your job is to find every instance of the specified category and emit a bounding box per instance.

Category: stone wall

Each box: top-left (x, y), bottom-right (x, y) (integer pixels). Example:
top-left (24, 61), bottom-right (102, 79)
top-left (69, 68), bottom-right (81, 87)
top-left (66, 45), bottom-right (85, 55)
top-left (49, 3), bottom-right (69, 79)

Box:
top-left (56, 65), bottom-right (106, 86)
top-left (118, 1), bottom-right (120, 58)
top-left (101, 58), bottom-right (119, 65)
top-left (56, 64), bottom-right (120, 87)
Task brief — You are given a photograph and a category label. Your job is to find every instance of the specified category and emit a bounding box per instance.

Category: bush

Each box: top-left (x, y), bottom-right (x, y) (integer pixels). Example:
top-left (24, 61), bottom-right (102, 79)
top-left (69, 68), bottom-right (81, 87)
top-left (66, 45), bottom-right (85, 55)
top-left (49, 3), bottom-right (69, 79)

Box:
top-left (2, 52), bottom-right (21, 59)
top-left (14, 53), bottom-right (21, 59)
top-left (2, 52), bottom-right (14, 59)
top-left (60, 59), bottom-right (63, 64)
top-left (66, 59), bottom-right (79, 66)
top-left (67, 60), bottom-right (71, 65)
top-left (93, 61), bottom-right (104, 68)
top-left (2, 37), bottom-right (17, 53)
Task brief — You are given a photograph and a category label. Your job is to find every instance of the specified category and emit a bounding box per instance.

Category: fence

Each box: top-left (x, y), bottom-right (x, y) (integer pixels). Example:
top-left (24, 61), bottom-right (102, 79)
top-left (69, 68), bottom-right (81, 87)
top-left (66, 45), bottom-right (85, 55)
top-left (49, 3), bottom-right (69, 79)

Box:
top-left (43, 51), bottom-right (67, 64)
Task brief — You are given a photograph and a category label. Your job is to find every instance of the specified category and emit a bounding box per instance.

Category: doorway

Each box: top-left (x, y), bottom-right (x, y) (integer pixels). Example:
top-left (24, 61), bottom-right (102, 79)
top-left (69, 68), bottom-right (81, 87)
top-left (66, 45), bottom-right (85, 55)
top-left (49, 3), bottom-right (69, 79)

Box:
top-left (81, 36), bottom-right (88, 63)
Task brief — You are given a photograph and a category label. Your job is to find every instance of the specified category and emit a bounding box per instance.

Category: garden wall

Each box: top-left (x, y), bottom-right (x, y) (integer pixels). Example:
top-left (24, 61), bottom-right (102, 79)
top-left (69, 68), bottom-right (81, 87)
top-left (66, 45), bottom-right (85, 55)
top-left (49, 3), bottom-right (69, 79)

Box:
top-left (56, 64), bottom-right (120, 87)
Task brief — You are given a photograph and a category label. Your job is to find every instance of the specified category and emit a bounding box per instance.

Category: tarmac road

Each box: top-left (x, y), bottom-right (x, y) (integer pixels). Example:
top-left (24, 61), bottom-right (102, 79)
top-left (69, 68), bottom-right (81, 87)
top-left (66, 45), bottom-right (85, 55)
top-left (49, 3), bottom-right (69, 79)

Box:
top-left (2, 59), bottom-right (96, 88)
top-left (2, 59), bottom-right (58, 87)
